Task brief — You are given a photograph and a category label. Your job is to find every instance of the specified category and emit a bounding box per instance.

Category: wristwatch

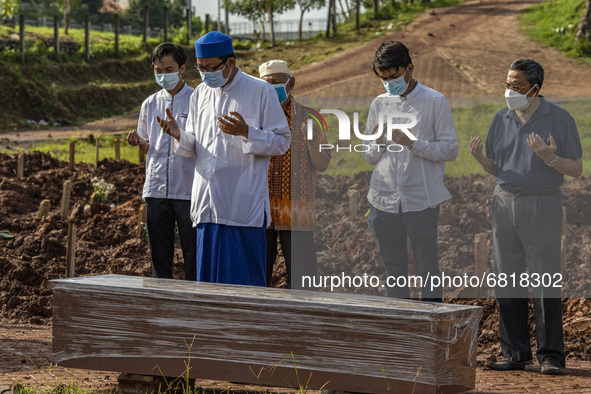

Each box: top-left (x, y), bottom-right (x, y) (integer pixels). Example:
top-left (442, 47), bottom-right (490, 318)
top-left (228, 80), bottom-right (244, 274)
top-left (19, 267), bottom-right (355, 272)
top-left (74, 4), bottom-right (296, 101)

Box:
top-left (545, 154), bottom-right (558, 167)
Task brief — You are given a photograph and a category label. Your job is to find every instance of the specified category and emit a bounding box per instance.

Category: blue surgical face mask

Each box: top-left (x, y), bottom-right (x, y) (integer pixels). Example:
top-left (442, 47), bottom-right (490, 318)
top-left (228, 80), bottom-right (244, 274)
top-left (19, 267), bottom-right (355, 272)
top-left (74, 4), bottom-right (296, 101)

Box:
top-left (382, 67), bottom-right (409, 96)
top-left (271, 78), bottom-right (291, 104)
top-left (199, 62), bottom-right (229, 88)
top-left (155, 71), bottom-right (181, 90)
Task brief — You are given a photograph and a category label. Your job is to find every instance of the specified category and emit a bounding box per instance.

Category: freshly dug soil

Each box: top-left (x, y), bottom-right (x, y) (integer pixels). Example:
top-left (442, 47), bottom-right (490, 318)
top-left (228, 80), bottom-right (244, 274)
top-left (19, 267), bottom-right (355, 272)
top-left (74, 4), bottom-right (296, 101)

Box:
top-left (1, 152), bottom-right (590, 364)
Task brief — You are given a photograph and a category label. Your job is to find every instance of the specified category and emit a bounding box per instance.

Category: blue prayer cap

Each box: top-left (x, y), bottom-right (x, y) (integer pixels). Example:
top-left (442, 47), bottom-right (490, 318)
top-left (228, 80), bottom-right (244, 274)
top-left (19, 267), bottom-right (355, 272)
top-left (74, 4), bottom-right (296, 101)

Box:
top-left (195, 31), bottom-right (234, 58)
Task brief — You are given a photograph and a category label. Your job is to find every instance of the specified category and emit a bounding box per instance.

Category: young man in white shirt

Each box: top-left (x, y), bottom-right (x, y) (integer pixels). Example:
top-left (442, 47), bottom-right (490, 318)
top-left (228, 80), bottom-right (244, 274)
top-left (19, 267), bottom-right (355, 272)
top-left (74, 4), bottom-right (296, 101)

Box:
top-left (158, 32), bottom-right (291, 286)
top-left (363, 41), bottom-right (458, 302)
top-left (127, 43), bottom-right (196, 281)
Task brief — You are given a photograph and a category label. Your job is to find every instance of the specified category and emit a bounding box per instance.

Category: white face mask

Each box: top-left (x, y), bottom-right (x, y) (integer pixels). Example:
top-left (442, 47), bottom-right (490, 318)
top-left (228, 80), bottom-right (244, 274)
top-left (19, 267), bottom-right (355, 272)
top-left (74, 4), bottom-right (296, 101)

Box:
top-left (505, 84), bottom-right (538, 111)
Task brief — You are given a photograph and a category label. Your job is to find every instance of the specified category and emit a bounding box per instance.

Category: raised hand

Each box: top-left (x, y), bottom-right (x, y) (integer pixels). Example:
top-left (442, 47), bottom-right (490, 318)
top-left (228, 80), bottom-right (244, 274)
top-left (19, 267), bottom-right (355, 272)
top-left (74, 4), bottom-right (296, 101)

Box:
top-left (527, 133), bottom-right (556, 163)
top-left (156, 108), bottom-right (180, 140)
top-left (218, 111), bottom-right (249, 139)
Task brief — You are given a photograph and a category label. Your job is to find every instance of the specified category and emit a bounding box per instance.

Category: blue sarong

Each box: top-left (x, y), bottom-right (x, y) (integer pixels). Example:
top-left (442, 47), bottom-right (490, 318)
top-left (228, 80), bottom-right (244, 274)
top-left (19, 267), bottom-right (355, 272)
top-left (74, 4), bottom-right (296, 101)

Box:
top-left (195, 222), bottom-right (266, 286)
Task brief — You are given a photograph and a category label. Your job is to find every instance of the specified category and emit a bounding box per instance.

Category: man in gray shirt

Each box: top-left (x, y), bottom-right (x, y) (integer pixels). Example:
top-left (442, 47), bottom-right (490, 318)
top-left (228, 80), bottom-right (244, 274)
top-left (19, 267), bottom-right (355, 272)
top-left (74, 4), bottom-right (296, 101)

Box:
top-left (470, 58), bottom-right (583, 375)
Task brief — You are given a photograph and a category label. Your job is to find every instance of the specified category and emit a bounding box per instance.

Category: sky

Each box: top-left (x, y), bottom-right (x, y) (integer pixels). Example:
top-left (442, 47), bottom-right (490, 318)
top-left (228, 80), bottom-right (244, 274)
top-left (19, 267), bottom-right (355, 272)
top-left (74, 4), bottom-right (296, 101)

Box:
top-left (189, 0), bottom-right (332, 27)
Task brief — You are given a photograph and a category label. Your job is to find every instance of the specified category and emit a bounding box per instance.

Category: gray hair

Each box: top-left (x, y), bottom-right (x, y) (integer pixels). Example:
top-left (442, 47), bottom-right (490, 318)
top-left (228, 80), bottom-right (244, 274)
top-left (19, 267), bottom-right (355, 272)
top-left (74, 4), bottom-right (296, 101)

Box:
top-left (509, 58), bottom-right (544, 89)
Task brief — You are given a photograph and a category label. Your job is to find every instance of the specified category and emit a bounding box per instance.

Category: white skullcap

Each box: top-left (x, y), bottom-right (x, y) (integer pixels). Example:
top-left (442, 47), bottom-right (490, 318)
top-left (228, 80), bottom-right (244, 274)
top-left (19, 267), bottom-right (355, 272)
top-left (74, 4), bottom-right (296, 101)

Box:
top-left (259, 59), bottom-right (291, 77)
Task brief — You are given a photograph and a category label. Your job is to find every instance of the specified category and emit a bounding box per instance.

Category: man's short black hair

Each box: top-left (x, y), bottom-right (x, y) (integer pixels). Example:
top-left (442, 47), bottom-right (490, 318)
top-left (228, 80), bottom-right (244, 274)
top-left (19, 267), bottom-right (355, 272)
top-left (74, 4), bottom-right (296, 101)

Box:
top-left (218, 52), bottom-right (236, 62)
top-left (372, 41), bottom-right (412, 76)
top-left (509, 57), bottom-right (544, 89)
top-left (151, 43), bottom-right (187, 68)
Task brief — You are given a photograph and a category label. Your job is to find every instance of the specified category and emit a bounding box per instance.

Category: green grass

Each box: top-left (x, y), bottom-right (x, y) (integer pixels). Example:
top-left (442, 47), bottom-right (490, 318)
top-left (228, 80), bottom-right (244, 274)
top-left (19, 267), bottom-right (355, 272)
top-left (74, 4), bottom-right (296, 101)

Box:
top-left (4, 99), bottom-right (590, 177)
top-left (520, 0), bottom-right (591, 58)
top-left (320, 99), bottom-right (591, 177)
top-left (0, 24), bottom-right (161, 63)
top-left (1, 134), bottom-right (142, 165)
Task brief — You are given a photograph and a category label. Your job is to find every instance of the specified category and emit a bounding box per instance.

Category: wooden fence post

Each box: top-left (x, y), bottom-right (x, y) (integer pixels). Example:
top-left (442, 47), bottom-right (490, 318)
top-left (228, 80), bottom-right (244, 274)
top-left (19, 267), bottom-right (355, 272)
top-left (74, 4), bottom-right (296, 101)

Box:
top-left (66, 222), bottom-right (76, 278)
top-left (61, 180), bottom-right (72, 222)
top-left (95, 138), bottom-right (100, 167)
top-left (143, 6), bottom-right (149, 43)
top-left (561, 207), bottom-right (567, 274)
top-left (114, 13), bottom-right (120, 55)
top-left (20, 14), bottom-right (25, 64)
top-left (17, 153), bottom-right (24, 179)
top-left (163, 6), bottom-right (168, 42)
top-left (114, 138), bottom-right (121, 160)
top-left (186, 8), bottom-right (191, 41)
top-left (85, 13), bottom-right (90, 61)
top-left (347, 188), bottom-right (358, 220)
top-left (205, 14), bottom-right (210, 33)
top-left (38, 200), bottom-right (51, 218)
top-left (69, 141), bottom-right (76, 168)
top-left (54, 14), bottom-right (60, 59)
top-left (474, 233), bottom-right (488, 298)
top-left (138, 204), bottom-right (146, 238)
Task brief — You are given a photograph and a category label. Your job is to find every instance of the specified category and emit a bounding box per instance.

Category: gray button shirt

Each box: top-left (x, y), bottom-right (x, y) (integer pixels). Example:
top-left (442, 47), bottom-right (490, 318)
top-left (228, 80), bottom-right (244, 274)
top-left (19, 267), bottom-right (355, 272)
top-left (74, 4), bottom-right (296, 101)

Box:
top-left (485, 97), bottom-right (582, 189)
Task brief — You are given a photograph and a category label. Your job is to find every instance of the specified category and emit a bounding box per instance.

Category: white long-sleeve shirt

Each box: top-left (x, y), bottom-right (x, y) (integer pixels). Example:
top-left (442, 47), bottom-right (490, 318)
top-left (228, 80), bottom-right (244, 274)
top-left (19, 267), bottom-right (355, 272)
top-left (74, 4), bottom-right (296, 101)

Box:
top-left (362, 82), bottom-right (458, 213)
top-left (137, 83), bottom-right (195, 200)
top-left (173, 68), bottom-right (291, 227)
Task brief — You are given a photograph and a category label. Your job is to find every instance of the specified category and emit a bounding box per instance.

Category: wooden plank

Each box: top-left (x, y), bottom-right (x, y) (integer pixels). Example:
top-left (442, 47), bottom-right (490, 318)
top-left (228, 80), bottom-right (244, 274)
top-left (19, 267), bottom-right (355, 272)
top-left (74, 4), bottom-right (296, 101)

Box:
top-left (65, 223), bottom-right (76, 278)
top-left (114, 138), bottom-right (121, 160)
top-left (38, 199), bottom-right (51, 219)
top-left (51, 275), bottom-right (482, 394)
top-left (61, 180), bottom-right (72, 222)
top-left (95, 138), bottom-right (100, 167)
top-left (474, 233), bottom-right (488, 298)
top-left (17, 154), bottom-right (24, 179)
top-left (347, 188), bottom-right (358, 220)
top-left (138, 204), bottom-right (146, 238)
top-left (69, 141), bottom-right (76, 168)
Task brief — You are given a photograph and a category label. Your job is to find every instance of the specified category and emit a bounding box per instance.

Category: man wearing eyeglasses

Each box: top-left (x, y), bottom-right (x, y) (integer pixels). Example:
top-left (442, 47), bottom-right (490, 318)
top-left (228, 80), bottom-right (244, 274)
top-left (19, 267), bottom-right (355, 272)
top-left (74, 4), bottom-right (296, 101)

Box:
top-left (470, 58), bottom-right (583, 375)
top-left (157, 32), bottom-right (290, 287)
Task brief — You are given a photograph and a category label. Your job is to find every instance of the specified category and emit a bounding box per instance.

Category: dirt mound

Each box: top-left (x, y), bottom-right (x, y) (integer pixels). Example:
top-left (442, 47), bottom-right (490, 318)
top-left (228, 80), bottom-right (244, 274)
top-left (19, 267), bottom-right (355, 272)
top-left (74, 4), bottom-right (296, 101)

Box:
top-left (1, 152), bottom-right (591, 362)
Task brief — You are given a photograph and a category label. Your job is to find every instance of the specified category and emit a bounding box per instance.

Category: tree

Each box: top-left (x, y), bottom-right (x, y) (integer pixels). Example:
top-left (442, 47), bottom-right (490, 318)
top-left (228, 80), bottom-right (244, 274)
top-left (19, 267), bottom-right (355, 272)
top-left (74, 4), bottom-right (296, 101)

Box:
top-left (224, 0), bottom-right (267, 41)
top-left (55, 0), bottom-right (82, 34)
top-left (225, 0), bottom-right (294, 46)
top-left (295, 0), bottom-right (324, 39)
top-left (576, 0), bottom-right (591, 54)
top-left (1, 0), bottom-right (21, 23)
top-left (125, 0), bottom-right (188, 30)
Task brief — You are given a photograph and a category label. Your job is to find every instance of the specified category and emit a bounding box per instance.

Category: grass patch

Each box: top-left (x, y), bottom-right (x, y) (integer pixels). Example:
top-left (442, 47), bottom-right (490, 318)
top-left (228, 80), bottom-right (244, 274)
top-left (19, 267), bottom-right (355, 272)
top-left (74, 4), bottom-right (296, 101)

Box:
top-left (4, 99), bottom-right (590, 178)
top-left (320, 98), bottom-right (591, 178)
top-left (520, 0), bottom-right (591, 58)
top-left (1, 134), bottom-right (141, 165)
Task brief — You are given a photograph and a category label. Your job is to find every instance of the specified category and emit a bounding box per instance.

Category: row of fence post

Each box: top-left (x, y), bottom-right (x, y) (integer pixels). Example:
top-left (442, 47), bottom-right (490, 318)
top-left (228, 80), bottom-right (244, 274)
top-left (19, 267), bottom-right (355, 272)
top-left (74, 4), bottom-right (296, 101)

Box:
top-left (17, 7), bottom-right (193, 63)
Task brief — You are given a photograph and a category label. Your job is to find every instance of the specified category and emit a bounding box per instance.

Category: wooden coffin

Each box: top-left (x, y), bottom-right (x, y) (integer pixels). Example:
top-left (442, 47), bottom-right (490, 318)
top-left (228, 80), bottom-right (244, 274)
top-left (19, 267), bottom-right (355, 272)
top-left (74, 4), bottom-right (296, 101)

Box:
top-left (51, 274), bottom-right (482, 393)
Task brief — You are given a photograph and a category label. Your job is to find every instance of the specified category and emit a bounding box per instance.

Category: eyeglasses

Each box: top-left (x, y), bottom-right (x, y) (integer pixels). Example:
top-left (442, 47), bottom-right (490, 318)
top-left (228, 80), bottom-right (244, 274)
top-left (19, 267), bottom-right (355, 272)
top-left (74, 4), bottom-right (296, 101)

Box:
top-left (194, 59), bottom-right (227, 73)
top-left (501, 83), bottom-right (532, 92)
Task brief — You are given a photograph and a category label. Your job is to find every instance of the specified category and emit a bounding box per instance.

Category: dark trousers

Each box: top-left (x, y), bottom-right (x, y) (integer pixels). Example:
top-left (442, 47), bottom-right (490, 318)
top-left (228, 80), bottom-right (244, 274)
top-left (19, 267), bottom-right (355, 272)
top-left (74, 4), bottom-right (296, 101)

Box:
top-left (266, 229), bottom-right (317, 290)
top-left (492, 186), bottom-right (565, 367)
top-left (368, 203), bottom-right (442, 302)
top-left (145, 197), bottom-right (196, 281)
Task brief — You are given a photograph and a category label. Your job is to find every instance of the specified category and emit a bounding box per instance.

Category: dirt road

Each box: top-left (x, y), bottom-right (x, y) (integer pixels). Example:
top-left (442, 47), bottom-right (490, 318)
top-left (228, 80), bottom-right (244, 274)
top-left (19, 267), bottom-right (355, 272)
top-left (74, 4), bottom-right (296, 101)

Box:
top-left (293, 0), bottom-right (591, 99)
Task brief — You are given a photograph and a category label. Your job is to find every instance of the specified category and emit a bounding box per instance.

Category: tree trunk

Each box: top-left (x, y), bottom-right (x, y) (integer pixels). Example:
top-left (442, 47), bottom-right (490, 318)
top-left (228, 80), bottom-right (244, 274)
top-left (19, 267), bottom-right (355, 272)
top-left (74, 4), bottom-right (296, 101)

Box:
top-left (373, 0), bottom-right (379, 20)
top-left (268, 4), bottom-right (275, 47)
top-left (576, 0), bottom-right (591, 42)
top-left (298, 9), bottom-right (305, 40)
top-left (64, 12), bottom-right (70, 35)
